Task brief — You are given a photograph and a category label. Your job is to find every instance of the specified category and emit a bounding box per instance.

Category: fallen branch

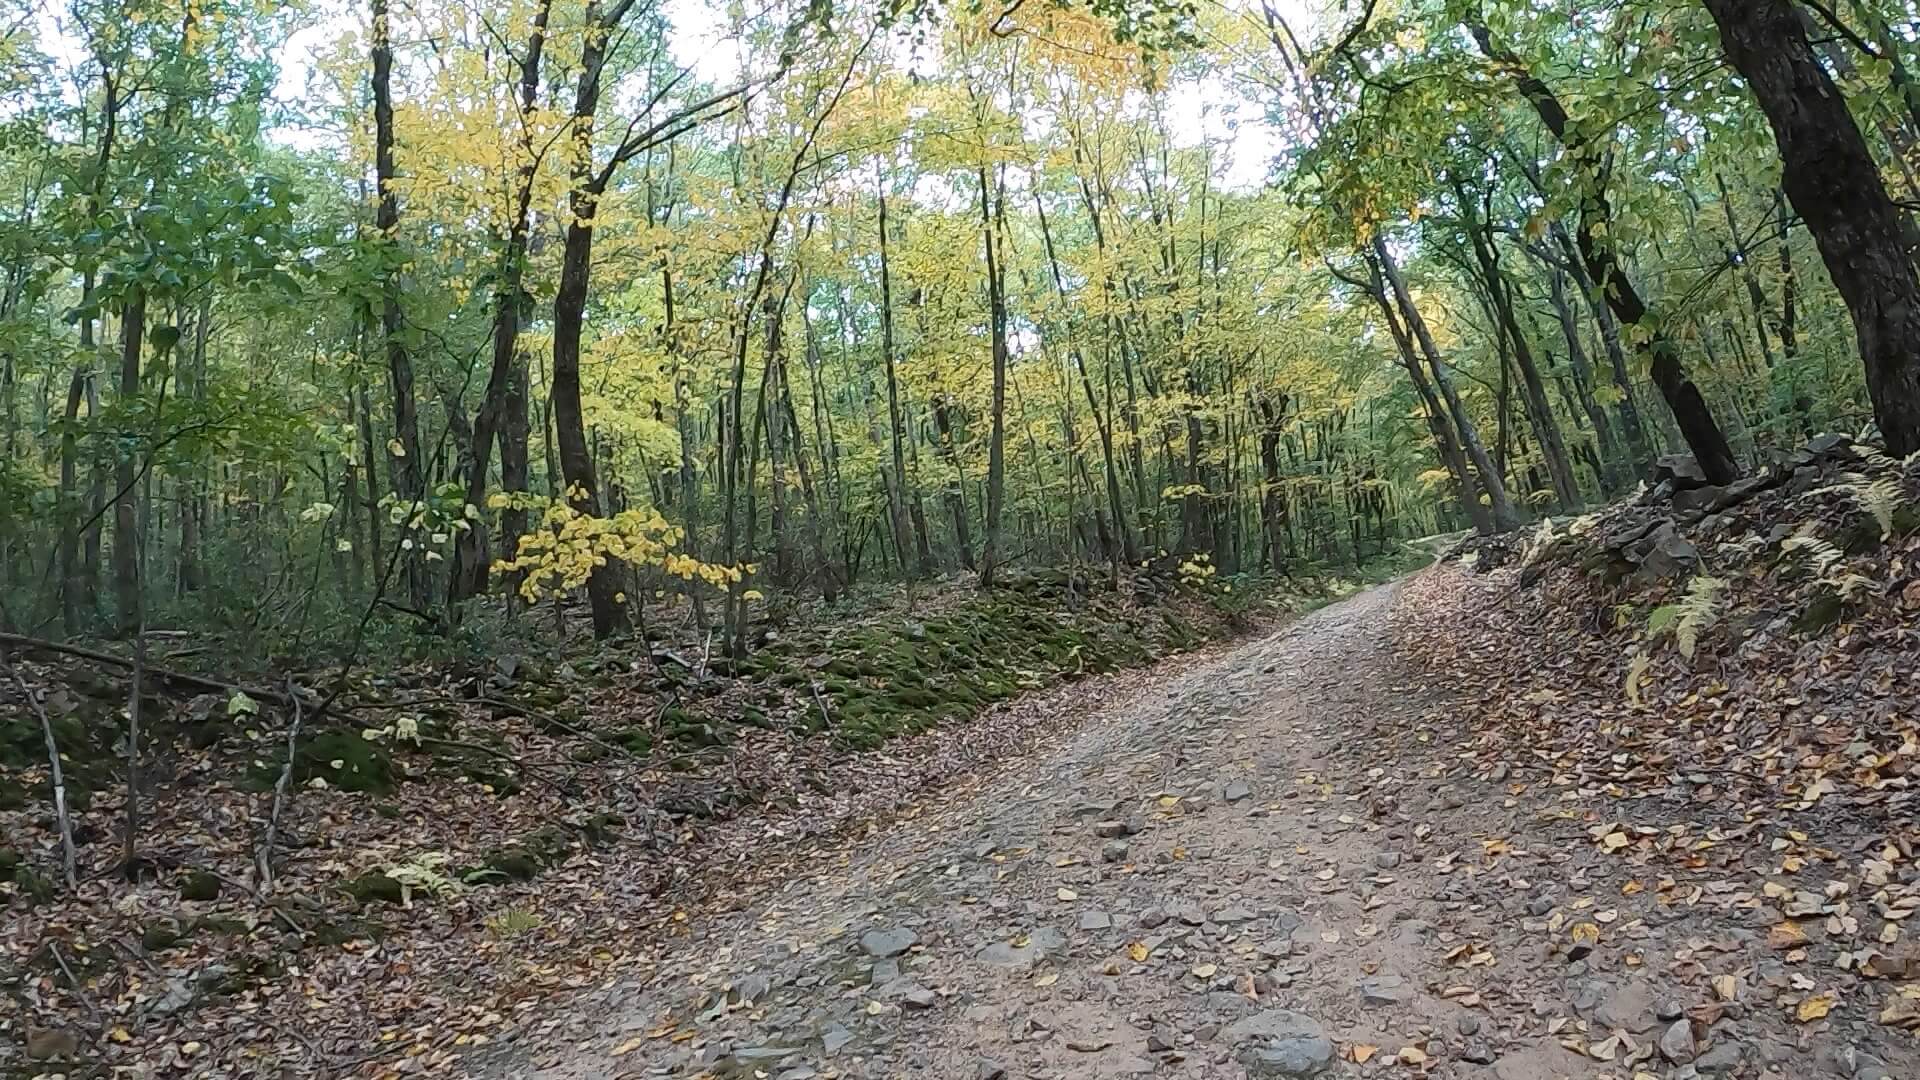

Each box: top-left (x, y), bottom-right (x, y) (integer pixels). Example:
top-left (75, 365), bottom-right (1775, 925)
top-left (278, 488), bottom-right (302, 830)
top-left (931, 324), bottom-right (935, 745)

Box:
top-left (0, 631), bottom-right (288, 704)
top-left (255, 678), bottom-right (306, 894)
top-left (2, 644), bottom-right (79, 892)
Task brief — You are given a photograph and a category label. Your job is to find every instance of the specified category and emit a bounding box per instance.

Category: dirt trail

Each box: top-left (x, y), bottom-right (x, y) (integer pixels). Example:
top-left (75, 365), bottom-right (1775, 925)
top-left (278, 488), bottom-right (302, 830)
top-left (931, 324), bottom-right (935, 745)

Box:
top-left (485, 583), bottom-right (1909, 1080)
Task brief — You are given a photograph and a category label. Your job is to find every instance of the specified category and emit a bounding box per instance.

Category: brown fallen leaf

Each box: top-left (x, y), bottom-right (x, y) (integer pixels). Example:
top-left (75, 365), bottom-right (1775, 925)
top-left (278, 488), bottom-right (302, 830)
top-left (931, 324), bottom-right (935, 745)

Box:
top-left (1350, 1044), bottom-right (1379, 1063)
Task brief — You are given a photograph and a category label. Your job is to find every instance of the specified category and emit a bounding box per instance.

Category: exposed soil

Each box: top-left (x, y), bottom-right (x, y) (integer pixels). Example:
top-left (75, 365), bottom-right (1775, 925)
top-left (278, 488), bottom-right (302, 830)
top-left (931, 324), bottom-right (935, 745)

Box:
top-left (476, 579), bottom-right (1914, 1080)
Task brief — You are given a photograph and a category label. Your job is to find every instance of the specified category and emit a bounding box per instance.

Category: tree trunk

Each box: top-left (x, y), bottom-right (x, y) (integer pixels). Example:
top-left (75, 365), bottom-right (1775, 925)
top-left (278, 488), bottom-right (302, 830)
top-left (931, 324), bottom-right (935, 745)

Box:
top-left (548, 3), bottom-right (631, 639)
top-left (1472, 23), bottom-right (1741, 482)
top-left (1703, 0), bottom-right (1920, 456)
top-left (1374, 239), bottom-right (1517, 529)
top-left (450, 0), bottom-right (550, 605)
top-left (1545, 263), bottom-right (1622, 489)
top-left (1457, 191), bottom-right (1579, 507)
top-left (113, 288), bottom-right (144, 636)
top-left (372, 0), bottom-right (432, 612)
top-left (978, 163), bottom-right (1009, 587)
top-left (875, 183), bottom-right (923, 576)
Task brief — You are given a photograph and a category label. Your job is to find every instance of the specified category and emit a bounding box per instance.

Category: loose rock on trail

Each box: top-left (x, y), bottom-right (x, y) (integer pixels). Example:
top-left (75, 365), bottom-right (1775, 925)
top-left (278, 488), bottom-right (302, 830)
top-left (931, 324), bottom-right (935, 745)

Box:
top-left (482, 583), bottom-right (1914, 1080)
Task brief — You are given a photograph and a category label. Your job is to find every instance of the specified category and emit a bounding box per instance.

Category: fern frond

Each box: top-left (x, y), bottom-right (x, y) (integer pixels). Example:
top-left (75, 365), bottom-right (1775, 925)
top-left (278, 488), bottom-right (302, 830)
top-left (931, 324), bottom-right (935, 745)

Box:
top-left (1673, 575), bottom-right (1725, 660)
top-left (1781, 530), bottom-right (1846, 578)
top-left (1832, 573), bottom-right (1879, 602)
top-left (1625, 648), bottom-right (1651, 706)
top-left (1817, 472), bottom-right (1905, 540)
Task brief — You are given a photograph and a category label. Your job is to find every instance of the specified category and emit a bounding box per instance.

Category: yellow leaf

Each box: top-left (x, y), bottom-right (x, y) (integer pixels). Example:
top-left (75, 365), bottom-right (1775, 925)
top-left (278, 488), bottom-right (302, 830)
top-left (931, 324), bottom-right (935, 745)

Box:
top-left (1768, 922), bottom-right (1809, 949)
top-left (611, 1037), bottom-right (646, 1056)
top-left (1128, 941), bottom-right (1151, 961)
top-left (1570, 922), bottom-right (1601, 947)
top-left (1398, 1046), bottom-right (1429, 1066)
top-left (1796, 992), bottom-right (1835, 1022)
top-left (1192, 963), bottom-right (1218, 978)
top-left (1034, 972), bottom-right (1059, 987)
top-left (1351, 1044), bottom-right (1379, 1063)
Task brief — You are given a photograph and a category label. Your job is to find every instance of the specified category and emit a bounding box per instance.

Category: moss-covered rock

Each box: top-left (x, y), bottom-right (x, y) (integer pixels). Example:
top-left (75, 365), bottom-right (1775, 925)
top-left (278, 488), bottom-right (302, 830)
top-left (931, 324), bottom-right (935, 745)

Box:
top-left (142, 920), bottom-right (185, 952)
top-left (342, 872), bottom-right (406, 906)
top-left (179, 870), bottom-right (222, 902)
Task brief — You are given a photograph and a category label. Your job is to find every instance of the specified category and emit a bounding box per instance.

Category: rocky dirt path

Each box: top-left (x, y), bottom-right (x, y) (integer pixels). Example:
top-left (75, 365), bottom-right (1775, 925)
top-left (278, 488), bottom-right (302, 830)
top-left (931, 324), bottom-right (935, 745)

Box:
top-left (482, 583), bottom-right (1911, 1080)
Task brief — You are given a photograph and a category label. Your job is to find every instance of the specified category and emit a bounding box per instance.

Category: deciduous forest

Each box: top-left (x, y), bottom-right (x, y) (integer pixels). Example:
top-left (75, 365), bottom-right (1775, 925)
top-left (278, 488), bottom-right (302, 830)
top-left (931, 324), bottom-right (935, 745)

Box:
top-left (5, 0), bottom-right (1920, 1077)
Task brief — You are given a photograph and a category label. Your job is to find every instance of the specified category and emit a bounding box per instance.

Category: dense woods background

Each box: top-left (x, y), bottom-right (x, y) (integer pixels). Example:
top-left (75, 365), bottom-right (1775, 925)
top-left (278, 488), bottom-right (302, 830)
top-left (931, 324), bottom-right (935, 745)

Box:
top-left (1, 0), bottom-right (1917, 659)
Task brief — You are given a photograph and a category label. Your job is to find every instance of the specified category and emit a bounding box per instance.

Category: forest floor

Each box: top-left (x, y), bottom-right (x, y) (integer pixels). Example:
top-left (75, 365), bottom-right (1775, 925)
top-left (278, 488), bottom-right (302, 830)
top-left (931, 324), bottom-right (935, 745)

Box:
top-left (477, 570), bottom-right (1915, 1080)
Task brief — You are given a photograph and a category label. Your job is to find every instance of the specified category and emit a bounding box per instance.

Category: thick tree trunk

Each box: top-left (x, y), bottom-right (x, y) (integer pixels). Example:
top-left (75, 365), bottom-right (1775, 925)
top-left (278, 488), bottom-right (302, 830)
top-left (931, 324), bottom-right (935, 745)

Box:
top-left (1704, 0), bottom-right (1920, 456)
top-left (372, 0), bottom-right (431, 613)
top-left (552, 208), bottom-right (628, 637)
top-left (547, 2), bottom-right (632, 639)
top-left (449, 6), bottom-right (547, 604)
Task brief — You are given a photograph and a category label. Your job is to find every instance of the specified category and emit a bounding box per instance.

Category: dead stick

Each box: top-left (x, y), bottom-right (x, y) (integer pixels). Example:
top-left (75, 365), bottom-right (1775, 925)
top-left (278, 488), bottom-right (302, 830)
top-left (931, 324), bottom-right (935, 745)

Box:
top-left (256, 678), bottom-right (305, 894)
top-left (2, 646), bottom-right (78, 892)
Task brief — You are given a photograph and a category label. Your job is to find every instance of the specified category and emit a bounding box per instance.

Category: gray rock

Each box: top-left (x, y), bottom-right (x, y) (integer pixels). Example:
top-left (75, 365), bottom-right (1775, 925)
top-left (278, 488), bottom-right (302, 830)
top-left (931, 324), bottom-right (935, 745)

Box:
top-left (1170, 901), bottom-right (1208, 926)
top-left (902, 987), bottom-right (938, 1010)
top-left (731, 971), bottom-right (773, 1006)
top-left (1237, 1038), bottom-right (1335, 1077)
top-left (977, 942), bottom-right (1039, 970)
top-left (1215, 905), bottom-right (1257, 924)
top-left (777, 1069), bottom-right (819, 1080)
top-left (1594, 980), bottom-right (1658, 1033)
top-left (1094, 819), bottom-right (1136, 838)
top-left (149, 978), bottom-right (197, 1018)
top-left (821, 1025), bottom-right (854, 1055)
top-left (1029, 927), bottom-right (1068, 952)
top-left (1079, 910), bottom-right (1114, 931)
top-left (1693, 1042), bottom-right (1742, 1075)
top-left (1374, 852), bottom-right (1403, 869)
top-left (1855, 1057), bottom-right (1894, 1080)
top-left (860, 926), bottom-right (919, 959)
top-left (1102, 840), bottom-right (1131, 863)
top-left (1223, 1009), bottom-right (1334, 1079)
top-left (1358, 975), bottom-right (1411, 1007)
top-left (1224, 780), bottom-right (1253, 803)
top-left (975, 1061), bottom-right (1008, 1080)
top-left (1461, 1040), bottom-right (1497, 1065)
top-left (1140, 907), bottom-right (1170, 929)
top-left (1659, 1019), bottom-right (1696, 1064)
top-left (731, 1046), bottom-right (802, 1065)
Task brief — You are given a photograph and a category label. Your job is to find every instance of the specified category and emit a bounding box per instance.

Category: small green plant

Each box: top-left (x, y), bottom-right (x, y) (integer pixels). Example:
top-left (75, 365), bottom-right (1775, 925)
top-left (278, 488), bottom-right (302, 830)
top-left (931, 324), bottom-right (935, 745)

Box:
top-left (1626, 574), bottom-right (1726, 705)
top-left (382, 852), bottom-right (463, 906)
top-left (485, 906), bottom-right (543, 939)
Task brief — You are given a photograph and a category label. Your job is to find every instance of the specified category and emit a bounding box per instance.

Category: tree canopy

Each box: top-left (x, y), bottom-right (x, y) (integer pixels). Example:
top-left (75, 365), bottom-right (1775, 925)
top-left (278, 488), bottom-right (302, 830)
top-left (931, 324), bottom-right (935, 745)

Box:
top-left (2, 0), bottom-right (1915, 655)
